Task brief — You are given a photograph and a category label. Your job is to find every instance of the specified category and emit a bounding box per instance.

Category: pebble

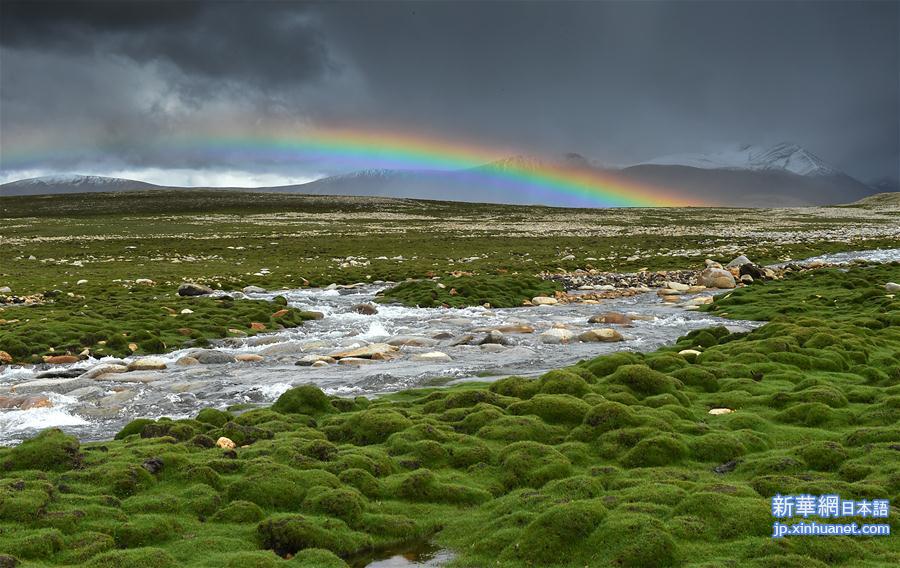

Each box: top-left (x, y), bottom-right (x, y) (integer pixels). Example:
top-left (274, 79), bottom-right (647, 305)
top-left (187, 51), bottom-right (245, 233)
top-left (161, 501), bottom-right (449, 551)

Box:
top-left (127, 357), bottom-right (168, 371)
top-left (134, 279), bottom-right (155, 286)
top-left (411, 351), bottom-right (452, 362)
top-left (708, 408), bottom-right (734, 415)
top-left (531, 296), bottom-right (558, 305)
top-left (242, 285), bottom-right (267, 294)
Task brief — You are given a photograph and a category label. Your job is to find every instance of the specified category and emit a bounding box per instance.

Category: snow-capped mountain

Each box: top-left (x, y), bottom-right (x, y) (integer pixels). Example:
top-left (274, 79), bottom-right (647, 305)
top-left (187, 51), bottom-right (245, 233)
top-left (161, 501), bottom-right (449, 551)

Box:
top-left (0, 174), bottom-right (160, 196)
top-left (0, 143), bottom-right (884, 206)
top-left (632, 143), bottom-right (838, 176)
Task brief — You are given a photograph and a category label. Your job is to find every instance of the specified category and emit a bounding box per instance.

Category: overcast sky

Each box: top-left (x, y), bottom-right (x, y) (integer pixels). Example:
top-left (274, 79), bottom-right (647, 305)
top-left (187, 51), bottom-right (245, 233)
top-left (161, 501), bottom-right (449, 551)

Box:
top-left (1, 0), bottom-right (897, 186)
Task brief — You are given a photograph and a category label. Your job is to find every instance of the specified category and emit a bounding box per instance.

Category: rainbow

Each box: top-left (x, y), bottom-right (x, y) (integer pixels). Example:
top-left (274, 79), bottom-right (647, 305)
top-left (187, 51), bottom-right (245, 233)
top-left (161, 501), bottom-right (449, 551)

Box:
top-left (2, 126), bottom-right (706, 207)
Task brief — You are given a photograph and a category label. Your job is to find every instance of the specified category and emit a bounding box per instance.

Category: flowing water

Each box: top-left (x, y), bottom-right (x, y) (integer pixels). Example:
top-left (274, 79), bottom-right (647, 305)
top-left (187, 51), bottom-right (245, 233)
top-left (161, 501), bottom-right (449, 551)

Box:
top-left (1, 248), bottom-right (896, 446)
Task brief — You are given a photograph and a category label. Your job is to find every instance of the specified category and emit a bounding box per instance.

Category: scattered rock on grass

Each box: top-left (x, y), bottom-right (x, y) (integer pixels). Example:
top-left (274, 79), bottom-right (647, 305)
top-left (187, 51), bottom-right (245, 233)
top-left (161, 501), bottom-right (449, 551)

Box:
top-left (178, 283), bottom-right (213, 297)
top-left (698, 268), bottom-right (736, 289)
top-left (886, 282), bottom-right (900, 293)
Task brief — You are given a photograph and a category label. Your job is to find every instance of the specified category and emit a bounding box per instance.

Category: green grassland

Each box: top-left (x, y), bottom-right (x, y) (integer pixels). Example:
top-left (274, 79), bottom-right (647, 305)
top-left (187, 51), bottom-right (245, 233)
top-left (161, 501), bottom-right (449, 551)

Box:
top-left (1, 263), bottom-right (898, 567)
top-left (1, 190), bottom-right (897, 362)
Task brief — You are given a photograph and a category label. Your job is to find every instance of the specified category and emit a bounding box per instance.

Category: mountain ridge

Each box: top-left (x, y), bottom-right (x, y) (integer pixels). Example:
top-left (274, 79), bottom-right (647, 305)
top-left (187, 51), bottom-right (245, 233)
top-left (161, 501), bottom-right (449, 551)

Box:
top-left (0, 143), bottom-right (885, 206)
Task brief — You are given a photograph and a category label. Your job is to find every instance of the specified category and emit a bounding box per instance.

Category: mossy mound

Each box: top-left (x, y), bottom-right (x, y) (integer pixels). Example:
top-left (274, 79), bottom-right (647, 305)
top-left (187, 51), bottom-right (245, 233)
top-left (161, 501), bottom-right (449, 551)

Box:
top-left (0, 285), bottom-right (319, 363)
top-left (377, 274), bottom-right (562, 308)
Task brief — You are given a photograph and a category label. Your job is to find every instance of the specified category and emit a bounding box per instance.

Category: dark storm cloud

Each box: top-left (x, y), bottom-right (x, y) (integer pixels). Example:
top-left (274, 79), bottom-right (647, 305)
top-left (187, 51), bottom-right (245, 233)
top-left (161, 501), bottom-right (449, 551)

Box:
top-left (1, 0), bottom-right (897, 183)
top-left (0, 0), bottom-right (333, 89)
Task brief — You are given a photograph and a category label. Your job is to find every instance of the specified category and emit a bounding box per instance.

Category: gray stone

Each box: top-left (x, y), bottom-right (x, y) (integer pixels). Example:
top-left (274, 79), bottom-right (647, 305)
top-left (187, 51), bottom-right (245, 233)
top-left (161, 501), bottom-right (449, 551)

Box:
top-left (540, 328), bottom-right (576, 344)
top-left (189, 350), bottom-right (237, 364)
top-left (725, 255), bottom-right (752, 268)
top-left (387, 336), bottom-right (438, 347)
top-left (177, 283), bottom-right (213, 297)
top-left (81, 364), bottom-right (129, 379)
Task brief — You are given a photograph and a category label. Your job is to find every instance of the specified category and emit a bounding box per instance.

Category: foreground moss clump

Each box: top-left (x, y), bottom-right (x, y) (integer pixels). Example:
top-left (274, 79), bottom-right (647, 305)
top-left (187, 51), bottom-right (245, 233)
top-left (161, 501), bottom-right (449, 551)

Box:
top-left (377, 274), bottom-right (562, 308)
top-left (0, 285), bottom-right (320, 363)
top-left (1, 265), bottom-right (898, 566)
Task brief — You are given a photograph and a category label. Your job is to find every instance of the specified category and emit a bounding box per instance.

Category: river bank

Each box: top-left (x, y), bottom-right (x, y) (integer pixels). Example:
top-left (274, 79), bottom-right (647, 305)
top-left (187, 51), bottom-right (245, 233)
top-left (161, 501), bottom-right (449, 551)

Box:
top-left (0, 259), bottom-right (897, 567)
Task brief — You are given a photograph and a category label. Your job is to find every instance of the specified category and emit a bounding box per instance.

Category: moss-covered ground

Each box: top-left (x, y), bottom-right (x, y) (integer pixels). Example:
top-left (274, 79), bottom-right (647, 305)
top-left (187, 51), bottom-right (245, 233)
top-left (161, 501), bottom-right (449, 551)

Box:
top-left (377, 275), bottom-right (562, 308)
top-left (0, 285), bottom-right (319, 363)
top-left (1, 264), bottom-right (898, 566)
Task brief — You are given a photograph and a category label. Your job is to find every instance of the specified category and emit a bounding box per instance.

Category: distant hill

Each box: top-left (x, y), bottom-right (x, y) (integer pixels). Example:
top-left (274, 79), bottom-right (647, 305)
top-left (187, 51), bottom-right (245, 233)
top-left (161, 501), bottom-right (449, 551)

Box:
top-left (0, 174), bottom-right (161, 196)
top-left (845, 192), bottom-right (900, 207)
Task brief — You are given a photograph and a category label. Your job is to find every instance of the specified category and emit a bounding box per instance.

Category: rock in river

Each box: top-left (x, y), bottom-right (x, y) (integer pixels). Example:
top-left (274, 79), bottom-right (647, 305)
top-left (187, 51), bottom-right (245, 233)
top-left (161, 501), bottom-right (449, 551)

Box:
top-left (82, 364), bottom-right (129, 379)
top-left (588, 312), bottom-right (632, 325)
top-left (577, 328), bottom-right (624, 342)
top-left (411, 351), bottom-right (452, 362)
top-left (540, 328), bottom-right (576, 344)
top-left (189, 350), bottom-right (237, 364)
top-left (127, 357), bottom-right (168, 371)
top-left (329, 343), bottom-right (398, 359)
top-left (352, 303), bottom-right (379, 315)
top-left (531, 296), bottom-right (558, 306)
top-left (387, 336), bottom-right (438, 347)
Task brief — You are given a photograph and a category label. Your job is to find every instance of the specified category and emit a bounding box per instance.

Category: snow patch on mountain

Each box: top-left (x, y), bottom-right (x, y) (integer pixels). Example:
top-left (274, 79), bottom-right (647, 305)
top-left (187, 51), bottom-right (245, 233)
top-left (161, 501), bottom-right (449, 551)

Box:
top-left (633, 143), bottom-right (838, 176)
